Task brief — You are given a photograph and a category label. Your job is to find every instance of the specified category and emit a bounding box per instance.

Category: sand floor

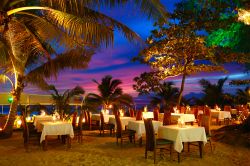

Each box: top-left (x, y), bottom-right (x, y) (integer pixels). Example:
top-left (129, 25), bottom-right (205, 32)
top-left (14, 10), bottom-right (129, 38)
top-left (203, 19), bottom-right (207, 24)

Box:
top-left (0, 129), bottom-right (249, 166)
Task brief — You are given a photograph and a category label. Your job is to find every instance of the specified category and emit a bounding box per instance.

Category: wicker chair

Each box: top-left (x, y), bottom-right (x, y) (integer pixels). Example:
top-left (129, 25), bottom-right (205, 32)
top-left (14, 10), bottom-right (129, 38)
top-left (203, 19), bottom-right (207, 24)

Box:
top-left (144, 118), bottom-right (173, 164)
top-left (21, 110), bottom-right (40, 151)
top-left (153, 107), bottom-right (159, 121)
top-left (129, 109), bottom-right (135, 117)
top-left (115, 114), bottom-right (136, 145)
top-left (136, 110), bottom-right (143, 120)
top-left (99, 112), bottom-right (114, 136)
top-left (76, 110), bottom-right (84, 143)
top-left (72, 111), bottom-right (78, 129)
top-left (163, 111), bottom-right (171, 126)
top-left (189, 114), bottom-right (213, 153)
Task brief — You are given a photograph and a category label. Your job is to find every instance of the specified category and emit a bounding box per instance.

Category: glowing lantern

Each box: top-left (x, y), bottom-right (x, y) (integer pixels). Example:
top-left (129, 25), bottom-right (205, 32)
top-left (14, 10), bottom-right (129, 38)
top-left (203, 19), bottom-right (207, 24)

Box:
top-left (8, 97), bottom-right (13, 103)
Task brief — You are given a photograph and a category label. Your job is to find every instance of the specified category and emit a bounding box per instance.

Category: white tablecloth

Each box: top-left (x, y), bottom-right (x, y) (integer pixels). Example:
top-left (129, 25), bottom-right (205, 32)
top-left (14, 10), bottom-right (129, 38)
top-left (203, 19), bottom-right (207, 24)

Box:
top-left (109, 117), bottom-right (136, 130)
top-left (158, 125), bottom-right (207, 153)
top-left (210, 110), bottom-right (231, 120)
top-left (40, 121), bottom-right (74, 143)
top-left (159, 113), bottom-right (195, 123)
top-left (33, 115), bottom-right (53, 129)
top-left (142, 112), bottom-right (154, 119)
top-left (127, 120), bottom-right (162, 138)
top-left (92, 114), bottom-right (114, 123)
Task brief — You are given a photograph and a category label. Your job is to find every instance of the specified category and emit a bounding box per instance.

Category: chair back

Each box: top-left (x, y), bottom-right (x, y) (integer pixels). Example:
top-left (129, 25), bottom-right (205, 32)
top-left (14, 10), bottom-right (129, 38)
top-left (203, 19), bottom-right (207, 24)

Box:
top-left (115, 114), bottom-right (122, 138)
top-left (129, 109), bottom-right (135, 117)
top-left (21, 110), bottom-right (29, 144)
top-left (204, 106), bottom-right (211, 116)
top-left (180, 106), bottom-right (186, 114)
top-left (144, 118), bottom-right (155, 151)
top-left (84, 111), bottom-right (88, 124)
top-left (200, 114), bottom-right (211, 136)
top-left (100, 112), bottom-right (105, 130)
top-left (163, 111), bottom-right (171, 126)
top-left (136, 110), bottom-right (142, 120)
top-left (153, 107), bottom-right (159, 121)
top-left (78, 110), bottom-right (84, 130)
top-left (197, 105), bottom-right (204, 112)
top-left (72, 111), bottom-right (78, 128)
top-left (224, 105), bottom-right (231, 112)
top-left (87, 111), bottom-right (92, 128)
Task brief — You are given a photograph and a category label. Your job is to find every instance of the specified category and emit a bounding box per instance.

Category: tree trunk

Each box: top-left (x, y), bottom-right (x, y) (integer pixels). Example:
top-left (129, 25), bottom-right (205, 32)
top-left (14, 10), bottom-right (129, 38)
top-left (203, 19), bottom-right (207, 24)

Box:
top-left (0, 76), bottom-right (23, 139)
top-left (177, 73), bottom-right (187, 106)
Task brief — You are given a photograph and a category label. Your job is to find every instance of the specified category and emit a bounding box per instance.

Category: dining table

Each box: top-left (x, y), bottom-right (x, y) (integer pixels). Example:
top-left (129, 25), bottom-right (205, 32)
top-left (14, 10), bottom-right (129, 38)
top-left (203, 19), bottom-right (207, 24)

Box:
top-left (210, 109), bottom-right (232, 120)
top-left (158, 125), bottom-right (207, 162)
top-left (33, 115), bottom-right (53, 130)
top-left (92, 114), bottom-right (114, 124)
top-left (39, 121), bottom-right (74, 150)
top-left (159, 113), bottom-right (195, 124)
top-left (109, 116), bottom-right (136, 130)
top-left (127, 120), bottom-right (162, 145)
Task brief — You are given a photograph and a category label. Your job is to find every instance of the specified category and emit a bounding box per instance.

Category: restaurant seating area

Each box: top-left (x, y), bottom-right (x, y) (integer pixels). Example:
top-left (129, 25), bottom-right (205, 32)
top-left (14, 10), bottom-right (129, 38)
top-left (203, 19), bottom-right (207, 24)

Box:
top-left (5, 104), bottom-right (247, 164)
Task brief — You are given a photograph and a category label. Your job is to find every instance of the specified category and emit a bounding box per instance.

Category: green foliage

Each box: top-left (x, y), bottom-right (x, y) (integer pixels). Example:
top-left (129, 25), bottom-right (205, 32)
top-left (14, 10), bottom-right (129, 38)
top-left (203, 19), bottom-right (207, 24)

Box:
top-left (49, 85), bottom-right (85, 119)
top-left (87, 75), bottom-right (134, 112)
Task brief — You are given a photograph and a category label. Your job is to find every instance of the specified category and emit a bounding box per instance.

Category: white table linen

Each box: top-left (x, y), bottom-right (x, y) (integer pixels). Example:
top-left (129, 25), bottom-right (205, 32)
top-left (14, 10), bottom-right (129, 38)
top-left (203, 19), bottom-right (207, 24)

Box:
top-left (159, 113), bottom-right (195, 123)
top-left (92, 114), bottom-right (114, 123)
top-left (158, 125), bottom-right (207, 153)
top-left (127, 120), bottom-right (162, 138)
top-left (33, 115), bottom-right (53, 129)
top-left (40, 121), bottom-right (74, 143)
top-left (142, 112), bottom-right (154, 119)
top-left (210, 110), bottom-right (231, 120)
top-left (109, 117), bottom-right (136, 130)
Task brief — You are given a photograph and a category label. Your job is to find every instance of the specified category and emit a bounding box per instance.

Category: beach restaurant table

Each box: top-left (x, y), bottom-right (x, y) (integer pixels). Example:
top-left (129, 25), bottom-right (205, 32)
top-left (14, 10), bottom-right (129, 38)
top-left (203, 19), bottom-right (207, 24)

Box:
top-left (158, 125), bottom-right (207, 162)
top-left (40, 121), bottom-right (74, 150)
top-left (33, 115), bottom-right (53, 130)
top-left (127, 120), bottom-right (162, 139)
top-left (142, 112), bottom-right (154, 119)
top-left (159, 113), bottom-right (195, 123)
top-left (92, 114), bottom-right (114, 123)
top-left (109, 116), bottom-right (136, 130)
top-left (210, 109), bottom-right (231, 120)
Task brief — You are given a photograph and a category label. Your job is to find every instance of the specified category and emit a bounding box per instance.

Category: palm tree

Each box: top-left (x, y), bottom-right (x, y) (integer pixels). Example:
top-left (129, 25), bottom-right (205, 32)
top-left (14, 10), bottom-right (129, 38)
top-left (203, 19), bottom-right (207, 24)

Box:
top-left (87, 75), bottom-right (134, 113)
top-left (49, 85), bottom-right (84, 120)
top-left (199, 77), bottom-right (228, 106)
top-left (0, 0), bottom-right (166, 138)
top-left (150, 82), bottom-right (179, 111)
top-left (235, 87), bottom-right (250, 105)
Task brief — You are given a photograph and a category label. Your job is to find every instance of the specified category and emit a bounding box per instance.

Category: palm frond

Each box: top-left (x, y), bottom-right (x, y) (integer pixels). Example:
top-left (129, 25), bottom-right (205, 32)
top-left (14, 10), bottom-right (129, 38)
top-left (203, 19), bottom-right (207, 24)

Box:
top-left (26, 48), bottom-right (94, 80)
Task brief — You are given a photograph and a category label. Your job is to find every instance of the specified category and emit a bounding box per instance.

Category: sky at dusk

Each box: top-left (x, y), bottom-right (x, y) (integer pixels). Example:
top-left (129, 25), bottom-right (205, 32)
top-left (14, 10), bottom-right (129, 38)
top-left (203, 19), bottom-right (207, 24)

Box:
top-left (0, 0), bottom-right (249, 106)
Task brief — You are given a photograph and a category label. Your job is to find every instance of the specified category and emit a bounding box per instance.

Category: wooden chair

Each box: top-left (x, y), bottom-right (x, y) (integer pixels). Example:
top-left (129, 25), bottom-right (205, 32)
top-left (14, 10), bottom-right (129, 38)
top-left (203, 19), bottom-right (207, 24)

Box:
top-left (136, 110), bottom-right (143, 120)
top-left (129, 109), bottom-right (135, 117)
top-left (163, 111), bottom-right (171, 126)
top-left (99, 112), bottom-right (114, 136)
top-left (144, 118), bottom-right (173, 164)
top-left (115, 114), bottom-right (136, 145)
top-left (72, 111), bottom-right (78, 129)
top-left (180, 106), bottom-right (186, 114)
top-left (76, 110), bottom-right (84, 143)
top-left (153, 107), bottom-right (159, 121)
top-left (87, 111), bottom-right (100, 131)
top-left (200, 114), bottom-right (213, 152)
top-left (223, 105), bottom-right (232, 125)
top-left (21, 110), bottom-right (40, 151)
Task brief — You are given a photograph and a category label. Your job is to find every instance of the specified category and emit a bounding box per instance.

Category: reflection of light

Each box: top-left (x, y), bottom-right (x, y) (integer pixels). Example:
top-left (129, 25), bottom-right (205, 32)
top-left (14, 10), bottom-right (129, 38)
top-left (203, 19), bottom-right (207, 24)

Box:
top-left (0, 128), bottom-right (2, 131)
top-left (238, 9), bottom-right (250, 25)
top-left (26, 116), bottom-right (32, 122)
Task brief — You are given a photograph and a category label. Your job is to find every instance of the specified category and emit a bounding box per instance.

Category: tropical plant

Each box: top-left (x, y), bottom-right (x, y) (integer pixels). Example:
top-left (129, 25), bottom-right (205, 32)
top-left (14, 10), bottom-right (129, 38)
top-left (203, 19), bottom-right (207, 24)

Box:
top-left (199, 77), bottom-right (228, 106)
top-left (235, 87), bottom-right (250, 105)
top-left (150, 82), bottom-right (179, 111)
top-left (133, 10), bottom-right (224, 105)
top-left (49, 85), bottom-right (84, 120)
top-left (0, 0), bottom-right (166, 138)
top-left (87, 75), bottom-right (134, 113)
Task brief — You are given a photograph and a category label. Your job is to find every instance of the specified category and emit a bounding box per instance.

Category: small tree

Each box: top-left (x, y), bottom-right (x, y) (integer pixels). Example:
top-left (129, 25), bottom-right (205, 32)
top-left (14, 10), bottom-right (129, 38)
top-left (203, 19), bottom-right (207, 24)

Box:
top-left (134, 16), bottom-right (224, 105)
top-left (49, 85), bottom-right (84, 120)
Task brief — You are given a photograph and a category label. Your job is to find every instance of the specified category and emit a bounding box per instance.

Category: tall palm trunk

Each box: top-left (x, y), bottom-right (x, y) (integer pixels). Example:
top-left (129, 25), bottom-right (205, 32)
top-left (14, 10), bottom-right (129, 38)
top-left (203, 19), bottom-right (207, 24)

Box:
top-left (177, 65), bottom-right (187, 106)
top-left (1, 75), bottom-right (24, 138)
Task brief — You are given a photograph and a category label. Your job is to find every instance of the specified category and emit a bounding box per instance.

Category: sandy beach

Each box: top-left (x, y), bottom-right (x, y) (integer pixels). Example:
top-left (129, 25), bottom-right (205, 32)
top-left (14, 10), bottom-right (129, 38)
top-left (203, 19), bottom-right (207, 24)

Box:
top-left (0, 128), bottom-right (249, 166)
